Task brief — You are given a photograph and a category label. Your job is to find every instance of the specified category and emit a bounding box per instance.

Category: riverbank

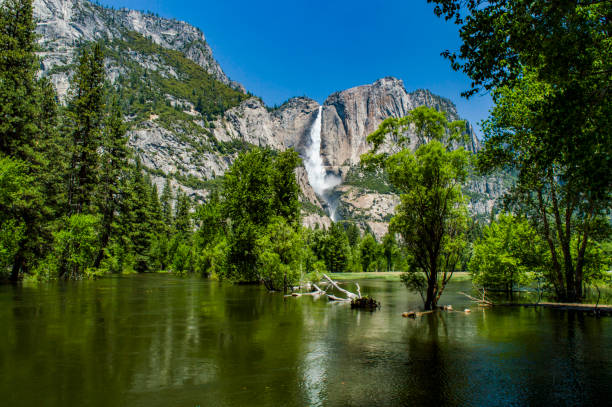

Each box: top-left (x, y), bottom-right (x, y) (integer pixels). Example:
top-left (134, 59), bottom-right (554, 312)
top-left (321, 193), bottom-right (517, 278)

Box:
top-left (331, 271), bottom-right (471, 282)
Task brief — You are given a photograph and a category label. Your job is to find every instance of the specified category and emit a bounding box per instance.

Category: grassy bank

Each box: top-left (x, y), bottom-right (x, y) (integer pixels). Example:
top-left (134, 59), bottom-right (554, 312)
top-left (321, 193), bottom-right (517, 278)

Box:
top-left (331, 271), bottom-right (472, 282)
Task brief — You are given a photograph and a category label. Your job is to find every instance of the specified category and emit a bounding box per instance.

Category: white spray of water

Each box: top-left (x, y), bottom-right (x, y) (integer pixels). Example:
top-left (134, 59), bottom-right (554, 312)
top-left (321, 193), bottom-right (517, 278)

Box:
top-left (303, 106), bottom-right (342, 220)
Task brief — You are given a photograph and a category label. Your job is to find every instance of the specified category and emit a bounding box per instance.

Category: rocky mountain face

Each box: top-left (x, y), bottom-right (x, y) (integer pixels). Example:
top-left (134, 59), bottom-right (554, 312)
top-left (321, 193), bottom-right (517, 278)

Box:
top-left (321, 77), bottom-right (480, 168)
top-left (32, 0), bottom-right (507, 238)
top-left (34, 0), bottom-right (242, 95)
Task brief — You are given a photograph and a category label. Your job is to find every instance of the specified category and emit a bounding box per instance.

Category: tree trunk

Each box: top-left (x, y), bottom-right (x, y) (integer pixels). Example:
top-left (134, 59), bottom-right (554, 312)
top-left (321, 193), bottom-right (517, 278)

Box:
top-left (10, 252), bottom-right (24, 282)
top-left (424, 274), bottom-right (437, 310)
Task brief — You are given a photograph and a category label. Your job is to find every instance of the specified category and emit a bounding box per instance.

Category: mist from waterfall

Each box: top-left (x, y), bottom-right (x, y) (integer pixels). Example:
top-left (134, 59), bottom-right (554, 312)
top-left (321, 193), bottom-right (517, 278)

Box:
top-left (303, 106), bottom-right (342, 220)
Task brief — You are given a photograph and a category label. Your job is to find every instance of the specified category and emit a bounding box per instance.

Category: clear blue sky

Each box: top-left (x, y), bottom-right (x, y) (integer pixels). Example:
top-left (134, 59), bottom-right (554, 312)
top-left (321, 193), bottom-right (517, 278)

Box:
top-left (98, 0), bottom-right (491, 136)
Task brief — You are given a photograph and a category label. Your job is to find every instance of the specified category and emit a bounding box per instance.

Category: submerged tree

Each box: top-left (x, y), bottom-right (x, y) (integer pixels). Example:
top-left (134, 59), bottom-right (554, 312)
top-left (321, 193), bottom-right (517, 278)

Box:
top-left (362, 106), bottom-right (469, 310)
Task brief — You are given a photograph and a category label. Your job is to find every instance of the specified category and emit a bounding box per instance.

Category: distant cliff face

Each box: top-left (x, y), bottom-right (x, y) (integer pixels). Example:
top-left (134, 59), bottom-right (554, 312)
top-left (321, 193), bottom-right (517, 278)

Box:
top-left (320, 77), bottom-right (480, 167)
top-left (31, 0), bottom-right (506, 235)
top-left (34, 0), bottom-right (243, 96)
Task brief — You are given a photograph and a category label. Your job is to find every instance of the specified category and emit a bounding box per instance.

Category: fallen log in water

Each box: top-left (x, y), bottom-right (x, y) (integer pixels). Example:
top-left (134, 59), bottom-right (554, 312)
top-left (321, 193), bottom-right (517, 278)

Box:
top-left (288, 274), bottom-right (380, 309)
top-left (459, 289), bottom-right (493, 306)
top-left (322, 274), bottom-right (358, 299)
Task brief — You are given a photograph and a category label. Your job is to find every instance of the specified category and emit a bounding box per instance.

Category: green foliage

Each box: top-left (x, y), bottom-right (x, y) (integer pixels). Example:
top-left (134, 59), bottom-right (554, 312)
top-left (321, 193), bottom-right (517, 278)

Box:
top-left (382, 233), bottom-right (399, 272)
top-left (359, 234), bottom-right (382, 272)
top-left (430, 0), bottom-right (611, 302)
top-left (0, 156), bottom-right (31, 278)
top-left (363, 107), bottom-right (470, 310)
top-left (270, 150), bottom-right (302, 225)
top-left (52, 214), bottom-right (101, 279)
top-left (361, 105), bottom-right (466, 168)
top-left (217, 147), bottom-right (303, 282)
top-left (322, 223), bottom-right (351, 273)
top-left (106, 31), bottom-right (247, 123)
top-left (400, 271), bottom-right (427, 303)
top-left (256, 217), bottom-right (304, 291)
top-left (344, 167), bottom-right (396, 194)
top-left (0, 0), bottom-right (39, 163)
top-left (66, 43), bottom-right (106, 214)
top-left (469, 213), bottom-right (542, 291)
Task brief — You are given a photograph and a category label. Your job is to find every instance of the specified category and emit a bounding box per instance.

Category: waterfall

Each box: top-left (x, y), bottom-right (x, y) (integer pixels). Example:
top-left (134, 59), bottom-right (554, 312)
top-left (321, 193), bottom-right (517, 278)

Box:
top-left (304, 106), bottom-right (342, 220)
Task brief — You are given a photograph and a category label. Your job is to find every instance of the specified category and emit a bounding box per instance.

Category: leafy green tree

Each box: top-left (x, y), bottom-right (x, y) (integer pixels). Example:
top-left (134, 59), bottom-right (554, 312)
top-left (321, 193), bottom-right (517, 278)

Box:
top-left (66, 43), bottom-right (106, 214)
top-left (362, 106), bottom-right (470, 310)
top-left (429, 0), bottom-right (611, 301)
top-left (359, 234), bottom-right (381, 272)
top-left (173, 190), bottom-right (192, 237)
top-left (469, 213), bottom-right (543, 292)
top-left (194, 190), bottom-right (224, 248)
top-left (53, 214), bottom-right (101, 279)
top-left (270, 149), bottom-right (302, 225)
top-left (221, 147), bottom-right (302, 282)
top-left (256, 217), bottom-right (304, 291)
top-left (324, 223), bottom-right (350, 273)
top-left (479, 72), bottom-right (610, 301)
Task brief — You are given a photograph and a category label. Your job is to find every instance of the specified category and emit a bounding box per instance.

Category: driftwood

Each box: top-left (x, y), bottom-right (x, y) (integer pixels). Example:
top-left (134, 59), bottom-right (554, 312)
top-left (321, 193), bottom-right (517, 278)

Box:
top-left (459, 288), bottom-right (493, 306)
top-left (284, 283), bottom-right (326, 298)
top-left (328, 294), bottom-right (351, 302)
top-left (288, 274), bottom-right (380, 309)
top-left (322, 274), bottom-right (358, 299)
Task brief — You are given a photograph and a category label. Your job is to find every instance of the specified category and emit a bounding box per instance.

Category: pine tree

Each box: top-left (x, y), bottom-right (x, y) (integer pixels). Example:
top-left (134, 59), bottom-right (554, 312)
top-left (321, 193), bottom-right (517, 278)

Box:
top-left (0, 0), bottom-right (62, 279)
top-left (173, 190), bottom-right (192, 237)
top-left (0, 0), bottom-right (39, 162)
top-left (66, 43), bottom-right (106, 214)
top-left (125, 161), bottom-right (154, 272)
top-left (160, 178), bottom-right (173, 230)
top-left (93, 97), bottom-right (130, 268)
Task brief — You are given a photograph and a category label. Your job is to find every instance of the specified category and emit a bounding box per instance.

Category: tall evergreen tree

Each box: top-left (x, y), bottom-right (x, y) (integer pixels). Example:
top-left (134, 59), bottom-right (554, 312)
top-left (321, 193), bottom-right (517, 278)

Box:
top-left (66, 43), bottom-right (106, 214)
top-left (173, 190), bottom-right (192, 238)
top-left (0, 0), bottom-right (39, 162)
top-left (123, 161), bottom-right (154, 272)
top-left (0, 0), bottom-right (62, 279)
top-left (160, 178), bottom-right (173, 229)
top-left (93, 97), bottom-right (130, 268)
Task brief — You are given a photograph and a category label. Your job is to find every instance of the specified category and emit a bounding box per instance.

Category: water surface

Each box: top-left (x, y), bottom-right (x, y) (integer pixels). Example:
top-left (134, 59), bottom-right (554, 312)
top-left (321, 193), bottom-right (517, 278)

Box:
top-left (1, 275), bottom-right (611, 406)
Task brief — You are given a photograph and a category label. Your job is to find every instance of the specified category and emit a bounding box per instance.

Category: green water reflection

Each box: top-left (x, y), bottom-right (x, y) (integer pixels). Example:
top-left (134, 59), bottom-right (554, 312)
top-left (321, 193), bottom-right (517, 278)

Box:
top-left (1, 275), bottom-right (610, 406)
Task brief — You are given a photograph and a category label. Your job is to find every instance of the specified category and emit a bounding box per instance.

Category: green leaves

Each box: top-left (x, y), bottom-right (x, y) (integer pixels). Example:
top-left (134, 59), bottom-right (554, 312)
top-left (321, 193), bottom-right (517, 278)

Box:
top-left (469, 213), bottom-right (542, 290)
top-left (52, 214), bottom-right (101, 279)
top-left (218, 147), bottom-right (303, 283)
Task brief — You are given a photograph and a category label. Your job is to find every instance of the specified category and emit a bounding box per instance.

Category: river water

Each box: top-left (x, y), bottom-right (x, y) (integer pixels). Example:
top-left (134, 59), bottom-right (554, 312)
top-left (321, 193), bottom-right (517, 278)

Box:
top-left (1, 274), bottom-right (611, 406)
